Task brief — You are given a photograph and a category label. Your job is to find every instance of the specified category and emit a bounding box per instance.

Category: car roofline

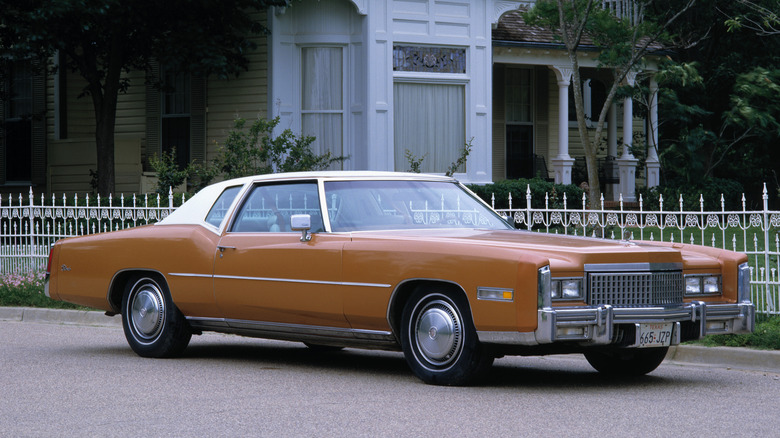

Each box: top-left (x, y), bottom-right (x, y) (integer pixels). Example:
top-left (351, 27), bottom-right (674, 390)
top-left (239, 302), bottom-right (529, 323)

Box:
top-left (157, 171), bottom-right (458, 228)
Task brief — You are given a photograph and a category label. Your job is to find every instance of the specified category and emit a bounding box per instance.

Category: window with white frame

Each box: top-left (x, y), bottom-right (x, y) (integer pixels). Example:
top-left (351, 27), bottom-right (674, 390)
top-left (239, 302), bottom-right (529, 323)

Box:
top-left (301, 46), bottom-right (344, 169)
top-left (393, 82), bottom-right (466, 173)
top-left (392, 46), bottom-right (467, 174)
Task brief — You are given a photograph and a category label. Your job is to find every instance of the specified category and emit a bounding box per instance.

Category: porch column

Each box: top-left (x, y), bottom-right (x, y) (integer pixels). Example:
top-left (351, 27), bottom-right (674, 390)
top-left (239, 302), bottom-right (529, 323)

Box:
top-left (646, 77), bottom-right (661, 188)
top-left (549, 65), bottom-right (575, 185)
top-left (606, 102), bottom-right (618, 200)
top-left (617, 72), bottom-right (638, 202)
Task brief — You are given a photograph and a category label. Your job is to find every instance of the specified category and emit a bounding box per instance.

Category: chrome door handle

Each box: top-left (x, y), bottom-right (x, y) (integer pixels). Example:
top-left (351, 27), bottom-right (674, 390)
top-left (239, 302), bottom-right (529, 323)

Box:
top-left (217, 245), bottom-right (236, 253)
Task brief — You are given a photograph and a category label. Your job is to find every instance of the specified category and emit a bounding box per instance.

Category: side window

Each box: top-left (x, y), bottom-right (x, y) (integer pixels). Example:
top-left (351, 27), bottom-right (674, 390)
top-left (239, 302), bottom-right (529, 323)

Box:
top-left (205, 186), bottom-right (242, 228)
top-left (231, 182), bottom-right (324, 233)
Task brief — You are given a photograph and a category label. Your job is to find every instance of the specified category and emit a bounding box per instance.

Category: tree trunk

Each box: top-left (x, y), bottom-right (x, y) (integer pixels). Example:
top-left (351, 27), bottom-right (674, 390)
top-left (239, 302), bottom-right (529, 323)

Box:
top-left (88, 78), bottom-right (119, 196)
top-left (95, 112), bottom-right (116, 196)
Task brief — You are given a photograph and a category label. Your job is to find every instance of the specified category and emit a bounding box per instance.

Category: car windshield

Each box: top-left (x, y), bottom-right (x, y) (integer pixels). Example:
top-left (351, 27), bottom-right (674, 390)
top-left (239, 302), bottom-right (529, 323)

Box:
top-left (324, 180), bottom-right (512, 232)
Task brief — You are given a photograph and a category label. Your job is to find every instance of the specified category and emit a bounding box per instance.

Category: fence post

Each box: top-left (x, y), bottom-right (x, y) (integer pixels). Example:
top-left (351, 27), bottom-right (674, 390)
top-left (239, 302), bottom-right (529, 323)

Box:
top-left (764, 183), bottom-right (770, 307)
top-left (27, 187), bottom-right (34, 273)
top-left (525, 185), bottom-right (532, 231)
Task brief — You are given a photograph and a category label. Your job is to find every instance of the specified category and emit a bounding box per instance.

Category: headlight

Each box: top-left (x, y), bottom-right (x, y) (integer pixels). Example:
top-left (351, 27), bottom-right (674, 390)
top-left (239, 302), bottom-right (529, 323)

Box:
top-left (551, 278), bottom-right (583, 300)
top-left (684, 274), bottom-right (721, 296)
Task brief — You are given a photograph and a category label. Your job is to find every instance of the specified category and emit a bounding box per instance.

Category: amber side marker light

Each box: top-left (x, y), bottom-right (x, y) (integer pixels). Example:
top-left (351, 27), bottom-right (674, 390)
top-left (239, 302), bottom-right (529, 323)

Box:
top-left (477, 287), bottom-right (514, 302)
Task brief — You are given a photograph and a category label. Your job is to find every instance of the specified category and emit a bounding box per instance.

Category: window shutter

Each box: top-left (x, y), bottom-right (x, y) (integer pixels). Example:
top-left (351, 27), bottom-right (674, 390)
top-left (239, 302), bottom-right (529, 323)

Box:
top-left (31, 64), bottom-right (46, 185)
top-left (190, 74), bottom-right (206, 164)
top-left (145, 62), bottom-right (161, 164)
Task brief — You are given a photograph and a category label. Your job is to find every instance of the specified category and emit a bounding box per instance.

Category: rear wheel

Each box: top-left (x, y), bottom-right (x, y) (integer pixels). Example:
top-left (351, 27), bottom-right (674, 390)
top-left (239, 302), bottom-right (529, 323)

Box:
top-left (400, 286), bottom-right (493, 386)
top-left (121, 274), bottom-right (191, 358)
top-left (584, 347), bottom-right (669, 377)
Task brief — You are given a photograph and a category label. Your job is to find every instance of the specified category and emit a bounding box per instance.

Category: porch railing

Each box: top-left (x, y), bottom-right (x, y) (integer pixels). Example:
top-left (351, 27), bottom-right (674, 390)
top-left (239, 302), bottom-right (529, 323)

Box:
top-left (1, 185), bottom-right (777, 316)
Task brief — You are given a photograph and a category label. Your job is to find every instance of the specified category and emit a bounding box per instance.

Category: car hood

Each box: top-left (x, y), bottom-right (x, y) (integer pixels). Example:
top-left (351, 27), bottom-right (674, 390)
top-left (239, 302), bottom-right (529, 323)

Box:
top-left (345, 228), bottom-right (724, 273)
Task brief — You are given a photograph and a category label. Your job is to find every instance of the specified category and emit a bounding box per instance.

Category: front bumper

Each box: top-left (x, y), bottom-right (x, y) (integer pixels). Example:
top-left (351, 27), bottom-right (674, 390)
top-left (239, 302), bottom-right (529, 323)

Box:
top-left (479, 301), bottom-right (755, 347)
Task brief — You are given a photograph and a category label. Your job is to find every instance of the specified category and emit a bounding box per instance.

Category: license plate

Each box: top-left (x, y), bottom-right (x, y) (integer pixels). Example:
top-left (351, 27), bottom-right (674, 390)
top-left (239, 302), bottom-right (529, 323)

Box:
top-left (638, 323), bottom-right (673, 348)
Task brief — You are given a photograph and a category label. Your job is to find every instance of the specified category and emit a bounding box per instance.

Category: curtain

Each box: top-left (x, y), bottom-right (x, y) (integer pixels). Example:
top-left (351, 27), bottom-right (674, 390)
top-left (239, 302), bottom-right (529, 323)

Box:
top-left (302, 47), bottom-right (343, 169)
top-left (393, 82), bottom-right (465, 173)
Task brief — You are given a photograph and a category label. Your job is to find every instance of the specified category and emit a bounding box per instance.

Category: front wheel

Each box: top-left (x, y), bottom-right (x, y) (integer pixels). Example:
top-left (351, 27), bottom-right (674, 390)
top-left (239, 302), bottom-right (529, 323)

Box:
top-left (584, 347), bottom-right (669, 377)
top-left (121, 274), bottom-right (191, 358)
top-left (400, 287), bottom-right (493, 385)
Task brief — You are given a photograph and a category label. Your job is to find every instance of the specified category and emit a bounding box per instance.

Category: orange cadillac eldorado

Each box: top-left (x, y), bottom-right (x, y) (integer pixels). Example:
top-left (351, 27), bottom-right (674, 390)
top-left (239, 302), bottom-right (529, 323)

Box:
top-left (45, 172), bottom-right (755, 385)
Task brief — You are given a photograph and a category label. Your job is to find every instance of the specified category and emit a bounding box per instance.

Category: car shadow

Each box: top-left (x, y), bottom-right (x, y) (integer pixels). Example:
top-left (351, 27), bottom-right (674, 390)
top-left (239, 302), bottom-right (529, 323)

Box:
top-left (71, 336), bottom-right (689, 388)
top-left (182, 339), bottom-right (412, 379)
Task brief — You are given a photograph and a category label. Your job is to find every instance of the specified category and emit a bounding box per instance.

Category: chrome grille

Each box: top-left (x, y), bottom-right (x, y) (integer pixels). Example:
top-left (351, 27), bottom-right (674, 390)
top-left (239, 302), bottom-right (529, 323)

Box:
top-left (587, 271), bottom-right (684, 307)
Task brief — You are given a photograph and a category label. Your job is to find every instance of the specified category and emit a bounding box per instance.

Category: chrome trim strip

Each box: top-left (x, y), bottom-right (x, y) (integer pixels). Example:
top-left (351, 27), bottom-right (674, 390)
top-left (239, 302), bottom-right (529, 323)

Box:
top-left (168, 272), bottom-right (390, 288)
top-left (478, 331), bottom-right (538, 345)
top-left (584, 262), bottom-right (683, 272)
top-left (185, 316), bottom-right (398, 346)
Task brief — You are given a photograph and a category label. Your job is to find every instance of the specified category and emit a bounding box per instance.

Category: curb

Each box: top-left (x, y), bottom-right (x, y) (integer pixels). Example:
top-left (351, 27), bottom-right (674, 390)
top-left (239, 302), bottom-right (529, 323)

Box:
top-left (2, 307), bottom-right (779, 374)
top-left (666, 344), bottom-right (780, 374)
top-left (0, 306), bottom-right (121, 327)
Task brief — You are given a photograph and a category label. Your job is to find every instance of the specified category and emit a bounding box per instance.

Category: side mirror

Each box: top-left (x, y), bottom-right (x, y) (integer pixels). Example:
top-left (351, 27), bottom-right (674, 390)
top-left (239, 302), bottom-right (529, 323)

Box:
top-left (290, 214), bottom-right (312, 242)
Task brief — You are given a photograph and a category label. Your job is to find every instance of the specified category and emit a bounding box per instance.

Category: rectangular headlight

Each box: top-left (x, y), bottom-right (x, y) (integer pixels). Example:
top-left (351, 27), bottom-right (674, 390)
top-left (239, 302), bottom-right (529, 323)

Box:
top-left (684, 274), bottom-right (721, 296)
top-left (685, 277), bottom-right (702, 294)
top-left (551, 278), bottom-right (584, 300)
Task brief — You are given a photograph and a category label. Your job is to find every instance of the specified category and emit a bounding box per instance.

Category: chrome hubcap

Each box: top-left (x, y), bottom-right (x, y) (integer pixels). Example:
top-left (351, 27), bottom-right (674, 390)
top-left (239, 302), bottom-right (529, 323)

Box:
top-left (414, 299), bottom-right (462, 366)
top-left (130, 282), bottom-right (165, 341)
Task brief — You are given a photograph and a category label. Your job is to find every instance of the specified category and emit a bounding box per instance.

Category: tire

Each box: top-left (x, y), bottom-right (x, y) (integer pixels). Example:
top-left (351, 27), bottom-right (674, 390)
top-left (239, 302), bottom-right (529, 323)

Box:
top-left (584, 347), bottom-right (669, 377)
top-left (400, 286), bottom-right (493, 386)
top-left (121, 274), bottom-right (191, 358)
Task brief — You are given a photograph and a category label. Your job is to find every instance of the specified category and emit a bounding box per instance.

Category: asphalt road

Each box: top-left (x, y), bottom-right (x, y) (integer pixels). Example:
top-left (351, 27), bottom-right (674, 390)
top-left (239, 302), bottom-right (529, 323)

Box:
top-left (1, 321), bottom-right (778, 437)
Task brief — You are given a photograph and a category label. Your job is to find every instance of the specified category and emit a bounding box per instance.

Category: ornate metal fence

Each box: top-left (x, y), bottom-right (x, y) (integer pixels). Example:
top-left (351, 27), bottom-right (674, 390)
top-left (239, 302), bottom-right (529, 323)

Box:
top-left (492, 184), bottom-right (779, 316)
top-left (1, 189), bottom-right (179, 275)
top-left (2, 184), bottom-right (778, 316)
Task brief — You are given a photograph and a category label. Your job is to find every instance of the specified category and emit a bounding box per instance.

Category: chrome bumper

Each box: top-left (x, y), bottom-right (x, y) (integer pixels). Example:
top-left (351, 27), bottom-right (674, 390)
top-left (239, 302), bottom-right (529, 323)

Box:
top-left (479, 301), bottom-right (755, 347)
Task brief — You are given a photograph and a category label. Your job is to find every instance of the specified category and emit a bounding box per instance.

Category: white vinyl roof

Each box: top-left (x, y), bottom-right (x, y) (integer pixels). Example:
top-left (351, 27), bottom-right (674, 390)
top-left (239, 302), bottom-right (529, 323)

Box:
top-left (157, 171), bottom-right (455, 228)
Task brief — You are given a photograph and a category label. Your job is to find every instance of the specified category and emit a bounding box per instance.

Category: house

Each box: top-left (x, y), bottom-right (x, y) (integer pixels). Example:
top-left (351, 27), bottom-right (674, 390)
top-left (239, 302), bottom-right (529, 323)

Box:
top-left (1, 0), bottom-right (661, 202)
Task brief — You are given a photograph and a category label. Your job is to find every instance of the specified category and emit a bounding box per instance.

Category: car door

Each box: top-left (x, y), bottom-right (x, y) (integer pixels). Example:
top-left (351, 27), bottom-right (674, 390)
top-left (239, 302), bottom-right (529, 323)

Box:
top-left (213, 181), bottom-right (351, 328)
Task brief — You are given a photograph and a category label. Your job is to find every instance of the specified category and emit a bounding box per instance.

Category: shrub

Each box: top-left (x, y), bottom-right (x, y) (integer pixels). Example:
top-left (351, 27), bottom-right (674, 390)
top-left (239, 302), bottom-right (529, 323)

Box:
top-left (467, 178), bottom-right (585, 210)
top-left (0, 271), bottom-right (85, 309)
top-left (636, 177), bottom-right (745, 211)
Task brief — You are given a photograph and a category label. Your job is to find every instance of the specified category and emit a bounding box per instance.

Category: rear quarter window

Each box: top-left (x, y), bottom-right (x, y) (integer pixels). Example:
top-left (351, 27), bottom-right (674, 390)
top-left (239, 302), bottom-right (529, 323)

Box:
top-left (204, 186), bottom-right (242, 228)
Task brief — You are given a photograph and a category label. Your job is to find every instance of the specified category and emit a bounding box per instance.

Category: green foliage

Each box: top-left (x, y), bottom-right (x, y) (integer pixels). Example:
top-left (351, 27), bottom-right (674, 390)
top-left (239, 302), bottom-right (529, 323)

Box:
top-left (213, 116), bottom-right (348, 179)
top-left (0, 0), bottom-right (285, 194)
top-left (466, 178), bottom-right (585, 210)
top-left (215, 117), bottom-right (272, 179)
top-left (404, 150), bottom-right (427, 173)
top-left (656, 0), bottom-right (780, 206)
top-left (636, 177), bottom-right (745, 211)
top-left (444, 138), bottom-right (473, 177)
top-left (726, 67), bottom-right (780, 136)
top-left (403, 139), bottom-right (473, 176)
top-left (148, 148), bottom-right (190, 195)
top-left (692, 317), bottom-right (780, 350)
top-left (0, 272), bottom-right (87, 309)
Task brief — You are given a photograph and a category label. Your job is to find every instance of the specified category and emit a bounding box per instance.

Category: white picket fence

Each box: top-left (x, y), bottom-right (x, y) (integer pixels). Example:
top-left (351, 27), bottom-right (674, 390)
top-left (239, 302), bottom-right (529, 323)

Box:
top-left (2, 185), bottom-right (778, 316)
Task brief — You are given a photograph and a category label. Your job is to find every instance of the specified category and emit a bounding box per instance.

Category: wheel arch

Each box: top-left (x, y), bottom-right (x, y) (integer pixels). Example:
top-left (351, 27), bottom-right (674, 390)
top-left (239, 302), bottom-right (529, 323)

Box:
top-left (387, 279), bottom-right (472, 341)
top-left (107, 269), bottom-right (168, 314)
